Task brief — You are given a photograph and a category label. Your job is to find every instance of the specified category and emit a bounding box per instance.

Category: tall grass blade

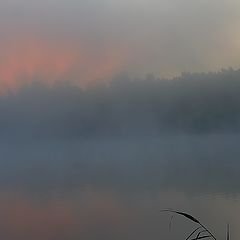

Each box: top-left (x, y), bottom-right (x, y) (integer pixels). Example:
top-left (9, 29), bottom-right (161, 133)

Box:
top-left (169, 215), bottom-right (174, 231)
top-left (161, 209), bottom-right (200, 224)
top-left (185, 227), bottom-right (202, 240)
top-left (161, 209), bottom-right (217, 240)
top-left (226, 224), bottom-right (230, 240)
top-left (193, 230), bottom-right (207, 240)
top-left (191, 235), bottom-right (212, 240)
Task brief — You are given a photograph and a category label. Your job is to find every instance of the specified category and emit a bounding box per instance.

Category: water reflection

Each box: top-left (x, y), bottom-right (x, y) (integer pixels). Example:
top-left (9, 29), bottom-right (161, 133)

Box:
top-left (0, 134), bottom-right (239, 239)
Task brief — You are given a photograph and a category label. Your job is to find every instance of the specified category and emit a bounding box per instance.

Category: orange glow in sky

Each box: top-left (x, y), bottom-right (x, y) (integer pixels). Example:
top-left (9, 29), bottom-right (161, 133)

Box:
top-left (0, 36), bottom-right (128, 93)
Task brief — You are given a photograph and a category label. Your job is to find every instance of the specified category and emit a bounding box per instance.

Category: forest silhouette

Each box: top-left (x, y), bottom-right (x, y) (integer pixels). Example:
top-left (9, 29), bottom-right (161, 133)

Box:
top-left (0, 68), bottom-right (240, 138)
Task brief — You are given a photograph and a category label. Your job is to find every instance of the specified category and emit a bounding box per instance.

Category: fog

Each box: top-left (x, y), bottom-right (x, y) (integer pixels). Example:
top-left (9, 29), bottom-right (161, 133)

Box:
top-left (0, 134), bottom-right (239, 197)
top-left (0, 69), bottom-right (239, 197)
top-left (1, 68), bottom-right (240, 140)
top-left (0, 0), bottom-right (240, 90)
top-left (1, 0), bottom-right (240, 239)
top-left (0, 70), bottom-right (238, 239)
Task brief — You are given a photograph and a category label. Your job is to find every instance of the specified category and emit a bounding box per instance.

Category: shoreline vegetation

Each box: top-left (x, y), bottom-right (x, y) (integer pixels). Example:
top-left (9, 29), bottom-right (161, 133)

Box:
top-left (163, 209), bottom-right (229, 240)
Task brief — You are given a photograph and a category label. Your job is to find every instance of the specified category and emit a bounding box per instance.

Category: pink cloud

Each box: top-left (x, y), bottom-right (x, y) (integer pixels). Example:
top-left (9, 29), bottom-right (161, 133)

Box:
top-left (0, 35), bottom-right (129, 93)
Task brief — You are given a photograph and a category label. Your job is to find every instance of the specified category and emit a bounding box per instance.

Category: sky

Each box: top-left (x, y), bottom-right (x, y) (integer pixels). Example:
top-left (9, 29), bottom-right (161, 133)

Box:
top-left (0, 0), bottom-right (240, 91)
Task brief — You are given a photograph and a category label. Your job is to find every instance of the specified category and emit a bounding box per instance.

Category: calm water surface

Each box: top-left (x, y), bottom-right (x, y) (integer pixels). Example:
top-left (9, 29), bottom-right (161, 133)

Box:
top-left (0, 134), bottom-right (239, 240)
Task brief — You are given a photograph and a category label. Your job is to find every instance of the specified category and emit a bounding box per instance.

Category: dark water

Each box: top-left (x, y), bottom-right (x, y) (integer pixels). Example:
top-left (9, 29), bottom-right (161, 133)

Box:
top-left (0, 134), bottom-right (239, 240)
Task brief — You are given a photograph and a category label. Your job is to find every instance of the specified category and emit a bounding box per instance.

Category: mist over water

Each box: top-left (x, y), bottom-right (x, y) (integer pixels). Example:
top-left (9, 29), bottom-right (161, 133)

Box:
top-left (0, 134), bottom-right (240, 240)
top-left (0, 70), bottom-right (240, 239)
top-left (1, 134), bottom-right (240, 196)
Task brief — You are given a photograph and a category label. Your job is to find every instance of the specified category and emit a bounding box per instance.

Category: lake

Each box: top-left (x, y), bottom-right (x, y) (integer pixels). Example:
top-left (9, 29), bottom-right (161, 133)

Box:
top-left (0, 134), bottom-right (239, 240)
